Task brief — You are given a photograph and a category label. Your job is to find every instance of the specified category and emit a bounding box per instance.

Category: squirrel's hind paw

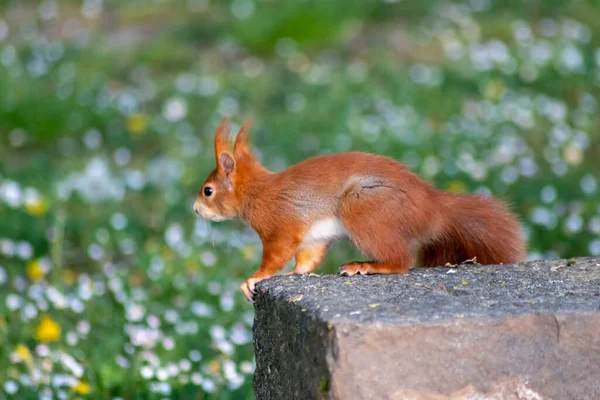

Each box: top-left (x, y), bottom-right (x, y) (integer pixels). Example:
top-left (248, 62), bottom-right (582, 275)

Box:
top-left (340, 262), bottom-right (371, 276)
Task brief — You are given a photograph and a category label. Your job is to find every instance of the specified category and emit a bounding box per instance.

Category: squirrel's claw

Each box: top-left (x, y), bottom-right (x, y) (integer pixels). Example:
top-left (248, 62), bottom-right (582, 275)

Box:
top-left (283, 270), bottom-right (321, 277)
top-left (340, 263), bottom-right (370, 276)
top-left (240, 276), bottom-right (263, 302)
top-left (240, 281), bottom-right (254, 302)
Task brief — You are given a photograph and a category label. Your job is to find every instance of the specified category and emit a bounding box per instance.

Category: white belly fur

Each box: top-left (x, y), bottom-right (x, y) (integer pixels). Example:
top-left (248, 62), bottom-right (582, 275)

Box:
top-left (300, 217), bottom-right (349, 248)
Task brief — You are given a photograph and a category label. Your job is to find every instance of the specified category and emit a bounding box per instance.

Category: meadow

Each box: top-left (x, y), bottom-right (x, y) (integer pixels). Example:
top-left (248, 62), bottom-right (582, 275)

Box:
top-left (1, 0), bottom-right (600, 398)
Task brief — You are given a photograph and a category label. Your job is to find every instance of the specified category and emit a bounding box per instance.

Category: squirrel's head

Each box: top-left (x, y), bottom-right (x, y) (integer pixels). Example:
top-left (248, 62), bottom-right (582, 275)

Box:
top-left (193, 117), bottom-right (254, 221)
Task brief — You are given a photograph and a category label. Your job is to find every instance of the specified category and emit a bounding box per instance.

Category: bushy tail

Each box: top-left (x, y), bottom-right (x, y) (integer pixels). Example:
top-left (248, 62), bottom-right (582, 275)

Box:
top-left (419, 193), bottom-right (526, 267)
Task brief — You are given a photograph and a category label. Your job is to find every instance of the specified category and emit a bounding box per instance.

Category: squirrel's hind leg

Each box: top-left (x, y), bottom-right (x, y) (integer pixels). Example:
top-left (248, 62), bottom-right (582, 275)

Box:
top-left (338, 179), bottom-right (413, 275)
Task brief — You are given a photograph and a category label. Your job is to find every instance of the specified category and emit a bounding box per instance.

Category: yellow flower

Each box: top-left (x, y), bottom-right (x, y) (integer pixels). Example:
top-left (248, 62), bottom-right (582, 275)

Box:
top-left (126, 113), bottom-right (148, 134)
top-left (446, 180), bottom-right (466, 194)
top-left (26, 259), bottom-right (46, 282)
top-left (208, 360), bottom-right (220, 374)
top-left (15, 344), bottom-right (32, 363)
top-left (483, 80), bottom-right (505, 100)
top-left (241, 245), bottom-right (257, 261)
top-left (63, 269), bottom-right (76, 285)
top-left (564, 144), bottom-right (583, 166)
top-left (73, 381), bottom-right (91, 395)
top-left (185, 259), bottom-right (199, 272)
top-left (25, 195), bottom-right (50, 216)
top-left (35, 315), bottom-right (61, 342)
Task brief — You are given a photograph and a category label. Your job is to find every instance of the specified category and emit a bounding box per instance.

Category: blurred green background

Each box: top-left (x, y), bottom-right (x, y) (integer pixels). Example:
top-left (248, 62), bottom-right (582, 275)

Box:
top-left (1, 0), bottom-right (599, 398)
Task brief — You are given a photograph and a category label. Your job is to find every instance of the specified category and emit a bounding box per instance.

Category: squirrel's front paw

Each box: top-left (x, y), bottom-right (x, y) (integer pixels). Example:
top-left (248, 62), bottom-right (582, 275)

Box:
top-left (240, 276), bottom-right (264, 302)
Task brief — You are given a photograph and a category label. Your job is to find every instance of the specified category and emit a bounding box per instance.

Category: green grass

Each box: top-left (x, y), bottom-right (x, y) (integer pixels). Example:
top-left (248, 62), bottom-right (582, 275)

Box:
top-left (1, 0), bottom-right (600, 398)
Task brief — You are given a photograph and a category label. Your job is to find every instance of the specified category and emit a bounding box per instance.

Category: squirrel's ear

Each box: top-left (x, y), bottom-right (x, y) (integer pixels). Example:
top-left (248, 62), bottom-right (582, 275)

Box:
top-left (214, 117), bottom-right (231, 159)
top-left (218, 152), bottom-right (235, 175)
top-left (234, 118), bottom-right (253, 155)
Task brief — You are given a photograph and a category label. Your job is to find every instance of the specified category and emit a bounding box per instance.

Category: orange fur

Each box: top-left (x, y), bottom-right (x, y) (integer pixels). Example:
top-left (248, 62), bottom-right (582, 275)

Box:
top-left (193, 118), bottom-right (526, 301)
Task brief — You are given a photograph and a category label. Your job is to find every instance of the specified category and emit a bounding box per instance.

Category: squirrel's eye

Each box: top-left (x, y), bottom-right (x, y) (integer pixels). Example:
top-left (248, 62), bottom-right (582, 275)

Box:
top-left (203, 186), bottom-right (214, 197)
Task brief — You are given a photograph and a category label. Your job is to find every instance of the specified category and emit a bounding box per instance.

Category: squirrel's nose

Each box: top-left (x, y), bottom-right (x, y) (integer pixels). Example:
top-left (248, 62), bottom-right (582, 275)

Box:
top-left (193, 203), bottom-right (200, 215)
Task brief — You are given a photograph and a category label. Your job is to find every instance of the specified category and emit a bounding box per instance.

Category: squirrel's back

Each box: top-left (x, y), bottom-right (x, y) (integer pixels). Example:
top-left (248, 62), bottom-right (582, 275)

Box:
top-left (245, 151), bottom-right (436, 218)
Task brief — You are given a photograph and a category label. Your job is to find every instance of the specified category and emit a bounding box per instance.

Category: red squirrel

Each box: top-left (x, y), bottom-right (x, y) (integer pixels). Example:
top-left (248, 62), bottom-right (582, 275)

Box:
top-left (193, 118), bottom-right (526, 301)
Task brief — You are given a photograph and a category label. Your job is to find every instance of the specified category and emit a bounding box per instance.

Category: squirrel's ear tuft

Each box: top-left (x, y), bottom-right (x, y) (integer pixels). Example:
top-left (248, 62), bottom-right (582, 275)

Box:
top-left (214, 117), bottom-right (231, 160)
top-left (234, 118), bottom-right (253, 155)
top-left (218, 152), bottom-right (235, 175)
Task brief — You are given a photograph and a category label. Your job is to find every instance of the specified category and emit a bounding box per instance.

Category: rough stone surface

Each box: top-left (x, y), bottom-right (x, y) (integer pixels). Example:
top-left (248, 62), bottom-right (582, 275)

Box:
top-left (253, 257), bottom-right (600, 400)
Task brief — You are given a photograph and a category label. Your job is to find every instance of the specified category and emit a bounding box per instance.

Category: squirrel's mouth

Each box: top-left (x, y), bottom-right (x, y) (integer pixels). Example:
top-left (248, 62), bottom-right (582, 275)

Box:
top-left (205, 214), bottom-right (227, 222)
top-left (193, 202), bottom-right (227, 222)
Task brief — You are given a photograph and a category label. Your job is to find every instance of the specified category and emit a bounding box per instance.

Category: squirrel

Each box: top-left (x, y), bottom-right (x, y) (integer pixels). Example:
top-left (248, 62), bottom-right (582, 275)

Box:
top-left (193, 118), bottom-right (526, 301)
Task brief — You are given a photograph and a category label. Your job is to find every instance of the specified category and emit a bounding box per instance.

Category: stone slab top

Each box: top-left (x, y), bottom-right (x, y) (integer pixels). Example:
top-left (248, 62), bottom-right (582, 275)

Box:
top-left (255, 257), bottom-right (600, 326)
